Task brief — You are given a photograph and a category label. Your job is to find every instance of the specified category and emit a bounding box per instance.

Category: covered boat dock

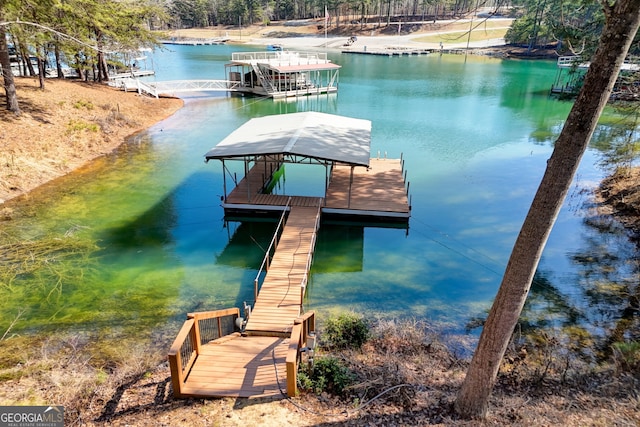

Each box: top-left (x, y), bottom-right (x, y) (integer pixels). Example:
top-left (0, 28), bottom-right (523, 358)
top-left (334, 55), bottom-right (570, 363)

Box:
top-left (225, 52), bottom-right (340, 99)
top-left (204, 111), bottom-right (411, 222)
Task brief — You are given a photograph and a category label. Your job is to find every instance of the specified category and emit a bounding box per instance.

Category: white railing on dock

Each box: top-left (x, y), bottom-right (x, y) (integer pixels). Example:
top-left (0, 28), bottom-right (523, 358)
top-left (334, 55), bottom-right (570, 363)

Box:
top-left (151, 79), bottom-right (240, 95)
top-left (231, 51), bottom-right (328, 65)
top-left (110, 78), bottom-right (242, 97)
top-left (109, 77), bottom-right (159, 98)
top-left (557, 56), bottom-right (589, 69)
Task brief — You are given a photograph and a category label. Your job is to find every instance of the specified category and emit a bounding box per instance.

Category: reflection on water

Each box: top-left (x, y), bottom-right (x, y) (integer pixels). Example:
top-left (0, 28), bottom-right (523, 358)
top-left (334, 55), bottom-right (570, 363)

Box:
top-left (0, 46), bottom-right (637, 353)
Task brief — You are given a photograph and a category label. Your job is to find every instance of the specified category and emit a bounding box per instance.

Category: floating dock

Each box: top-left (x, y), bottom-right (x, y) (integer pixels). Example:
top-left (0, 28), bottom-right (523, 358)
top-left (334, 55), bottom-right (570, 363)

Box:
top-left (160, 37), bottom-right (229, 45)
top-left (111, 50), bottom-right (340, 100)
top-left (342, 47), bottom-right (432, 56)
top-left (206, 112), bottom-right (410, 222)
top-left (221, 157), bottom-right (410, 221)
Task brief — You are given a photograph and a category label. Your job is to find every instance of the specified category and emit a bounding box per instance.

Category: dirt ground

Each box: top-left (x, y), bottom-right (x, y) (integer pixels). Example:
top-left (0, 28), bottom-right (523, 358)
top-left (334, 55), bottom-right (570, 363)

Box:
top-left (1, 22), bottom-right (639, 427)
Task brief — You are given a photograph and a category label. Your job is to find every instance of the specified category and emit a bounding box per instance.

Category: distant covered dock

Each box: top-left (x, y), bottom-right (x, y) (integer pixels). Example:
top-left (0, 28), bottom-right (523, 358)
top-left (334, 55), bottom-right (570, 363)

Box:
top-left (204, 111), bottom-right (411, 222)
top-left (225, 52), bottom-right (340, 99)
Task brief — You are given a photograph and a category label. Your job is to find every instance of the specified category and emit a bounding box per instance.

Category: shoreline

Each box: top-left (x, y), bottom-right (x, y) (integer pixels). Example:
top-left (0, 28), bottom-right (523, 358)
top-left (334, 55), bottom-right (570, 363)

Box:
top-left (0, 19), bottom-right (546, 207)
top-left (0, 79), bottom-right (183, 206)
top-left (166, 18), bottom-right (514, 51)
top-left (167, 20), bottom-right (559, 59)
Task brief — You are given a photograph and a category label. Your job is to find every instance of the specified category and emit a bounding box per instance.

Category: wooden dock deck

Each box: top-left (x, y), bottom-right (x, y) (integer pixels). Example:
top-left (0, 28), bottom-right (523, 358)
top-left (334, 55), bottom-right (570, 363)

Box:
top-left (324, 158), bottom-right (410, 218)
top-left (175, 333), bottom-right (289, 398)
top-left (224, 157), bottom-right (410, 219)
top-left (171, 119), bottom-right (410, 398)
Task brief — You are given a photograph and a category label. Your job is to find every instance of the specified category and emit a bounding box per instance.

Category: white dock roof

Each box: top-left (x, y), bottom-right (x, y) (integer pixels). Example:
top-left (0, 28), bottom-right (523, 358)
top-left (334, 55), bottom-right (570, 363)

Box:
top-left (204, 112), bottom-right (371, 167)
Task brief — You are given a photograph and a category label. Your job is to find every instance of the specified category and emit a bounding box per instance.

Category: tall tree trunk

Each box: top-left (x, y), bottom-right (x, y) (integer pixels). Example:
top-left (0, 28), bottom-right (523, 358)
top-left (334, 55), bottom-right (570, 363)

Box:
top-left (36, 47), bottom-right (47, 90)
top-left (0, 18), bottom-right (20, 114)
top-left (454, 0), bottom-right (640, 419)
top-left (18, 40), bottom-right (36, 76)
top-left (386, 0), bottom-right (391, 25)
top-left (75, 53), bottom-right (86, 81)
top-left (98, 51), bottom-right (109, 82)
top-left (54, 43), bottom-right (64, 79)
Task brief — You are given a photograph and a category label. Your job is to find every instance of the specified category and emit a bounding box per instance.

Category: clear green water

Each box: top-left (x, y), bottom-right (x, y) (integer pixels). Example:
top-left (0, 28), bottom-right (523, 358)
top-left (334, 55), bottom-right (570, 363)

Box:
top-left (1, 44), bottom-right (636, 346)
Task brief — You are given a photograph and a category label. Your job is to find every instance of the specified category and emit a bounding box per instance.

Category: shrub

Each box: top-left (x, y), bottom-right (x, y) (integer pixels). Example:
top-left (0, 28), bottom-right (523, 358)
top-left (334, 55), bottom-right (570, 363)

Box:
top-left (299, 356), bottom-right (354, 396)
top-left (73, 100), bottom-right (94, 110)
top-left (66, 119), bottom-right (99, 133)
top-left (323, 312), bottom-right (369, 350)
top-left (612, 341), bottom-right (640, 374)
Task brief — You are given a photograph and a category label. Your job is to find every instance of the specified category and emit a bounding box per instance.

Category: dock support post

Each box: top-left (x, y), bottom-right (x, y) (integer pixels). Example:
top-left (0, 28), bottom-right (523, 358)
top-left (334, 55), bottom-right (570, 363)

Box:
top-left (244, 158), bottom-right (250, 202)
top-left (221, 159), bottom-right (227, 201)
top-left (348, 166), bottom-right (354, 208)
top-left (286, 340), bottom-right (298, 397)
top-left (254, 278), bottom-right (258, 304)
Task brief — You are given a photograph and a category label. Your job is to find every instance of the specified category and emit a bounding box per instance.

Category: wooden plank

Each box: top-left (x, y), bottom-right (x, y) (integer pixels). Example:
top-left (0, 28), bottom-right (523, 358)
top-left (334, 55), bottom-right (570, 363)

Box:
top-left (189, 365), bottom-right (285, 375)
top-left (194, 353), bottom-right (285, 364)
top-left (180, 386), bottom-right (283, 399)
top-left (181, 389), bottom-right (283, 399)
top-left (187, 372), bottom-right (283, 383)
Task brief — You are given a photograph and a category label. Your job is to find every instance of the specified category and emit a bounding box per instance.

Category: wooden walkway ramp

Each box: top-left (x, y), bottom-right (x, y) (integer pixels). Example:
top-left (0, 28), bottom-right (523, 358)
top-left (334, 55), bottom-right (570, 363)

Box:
top-left (245, 206), bottom-right (321, 335)
top-left (168, 206), bottom-right (320, 398)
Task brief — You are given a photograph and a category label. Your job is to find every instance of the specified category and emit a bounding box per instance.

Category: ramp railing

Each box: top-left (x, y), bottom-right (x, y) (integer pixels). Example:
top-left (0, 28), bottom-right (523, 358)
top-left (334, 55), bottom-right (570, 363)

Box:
top-left (286, 311), bottom-right (316, 397)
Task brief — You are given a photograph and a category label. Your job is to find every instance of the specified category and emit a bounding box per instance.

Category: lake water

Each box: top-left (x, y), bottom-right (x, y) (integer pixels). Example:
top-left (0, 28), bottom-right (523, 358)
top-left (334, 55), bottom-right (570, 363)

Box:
top-left (2, 44), bottom-right (636, 348)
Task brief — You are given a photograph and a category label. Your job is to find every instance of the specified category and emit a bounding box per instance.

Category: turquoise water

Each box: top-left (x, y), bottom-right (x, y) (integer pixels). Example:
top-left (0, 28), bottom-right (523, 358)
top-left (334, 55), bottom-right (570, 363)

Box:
top-left (1, 44), bottom-right (635, 344)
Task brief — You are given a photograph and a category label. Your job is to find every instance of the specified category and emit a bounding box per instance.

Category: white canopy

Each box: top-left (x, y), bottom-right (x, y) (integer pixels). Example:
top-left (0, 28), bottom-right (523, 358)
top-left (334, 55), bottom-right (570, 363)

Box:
top-left (204, 112), bottom-right (372, 167)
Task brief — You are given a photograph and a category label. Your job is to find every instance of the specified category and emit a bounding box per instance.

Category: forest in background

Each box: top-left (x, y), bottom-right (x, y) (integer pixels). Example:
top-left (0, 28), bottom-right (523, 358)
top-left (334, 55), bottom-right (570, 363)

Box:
top-left (2, 0), bottom-right (640, 86)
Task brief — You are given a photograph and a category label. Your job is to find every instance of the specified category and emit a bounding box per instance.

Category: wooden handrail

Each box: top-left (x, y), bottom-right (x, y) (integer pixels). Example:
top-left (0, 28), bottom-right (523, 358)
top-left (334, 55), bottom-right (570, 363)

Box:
top-left (298, 201), bottom-right (322, 304)
top-left (188, 307), bottom-right (240, 346)
top-left (187, 307), bottom-right (239, 320)
top-left (254, 197), bottom-right (292, 301)
top-left (168, 319), bottom-right (197, 398)
top-left (286, 311), bottom-right (316, 397)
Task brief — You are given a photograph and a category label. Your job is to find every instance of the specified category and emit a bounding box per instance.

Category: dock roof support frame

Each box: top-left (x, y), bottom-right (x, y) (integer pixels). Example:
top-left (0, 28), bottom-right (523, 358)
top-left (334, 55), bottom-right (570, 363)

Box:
top-left (245, 158), bottom-right (251, 203)
top-left (221, 159), bottom-right (227, 201)
top-left (348, 165), bottom-right (354, 209)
